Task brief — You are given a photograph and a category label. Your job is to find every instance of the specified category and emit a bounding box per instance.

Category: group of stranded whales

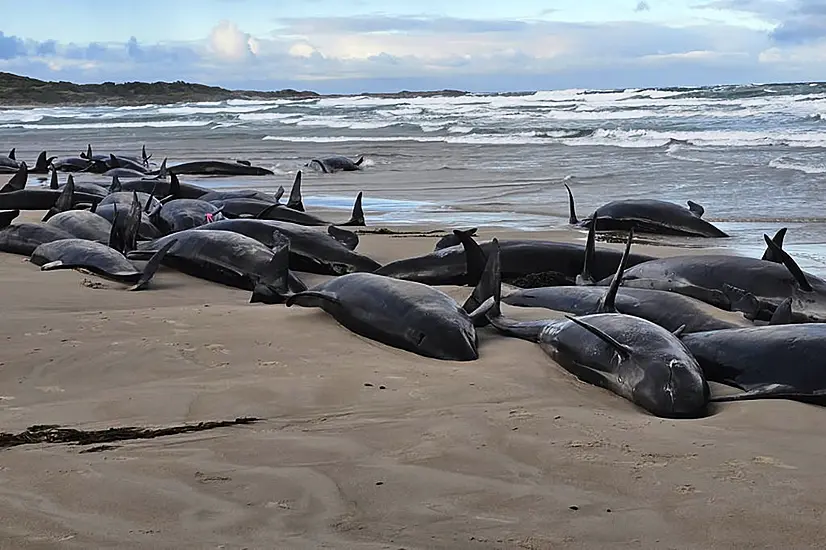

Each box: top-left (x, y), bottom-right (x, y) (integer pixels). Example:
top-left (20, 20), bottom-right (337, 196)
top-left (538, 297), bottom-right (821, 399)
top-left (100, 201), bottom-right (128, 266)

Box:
top-left (1, 144), bottom-right (826, 419)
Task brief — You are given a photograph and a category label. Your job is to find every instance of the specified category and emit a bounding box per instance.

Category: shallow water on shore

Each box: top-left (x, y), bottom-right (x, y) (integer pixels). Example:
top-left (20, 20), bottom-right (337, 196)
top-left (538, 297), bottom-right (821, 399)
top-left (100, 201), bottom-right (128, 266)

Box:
top-left (3, 83), bottom-right (826, 275)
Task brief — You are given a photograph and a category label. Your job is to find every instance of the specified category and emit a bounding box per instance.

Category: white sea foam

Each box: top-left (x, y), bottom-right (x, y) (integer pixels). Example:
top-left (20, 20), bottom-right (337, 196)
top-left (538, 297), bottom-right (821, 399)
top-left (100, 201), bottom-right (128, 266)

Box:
top-left (0, 120), bottom-right (212, 130)
top-left (769, 156), bottom-right (826, 174)
top-left (262, 127), bottom-right (826, 148)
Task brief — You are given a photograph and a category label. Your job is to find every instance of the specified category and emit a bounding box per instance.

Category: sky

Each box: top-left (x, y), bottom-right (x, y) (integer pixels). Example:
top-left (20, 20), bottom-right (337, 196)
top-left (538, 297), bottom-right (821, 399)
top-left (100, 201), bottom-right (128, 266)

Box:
top-left (0, 0), bottom-right (823, 93)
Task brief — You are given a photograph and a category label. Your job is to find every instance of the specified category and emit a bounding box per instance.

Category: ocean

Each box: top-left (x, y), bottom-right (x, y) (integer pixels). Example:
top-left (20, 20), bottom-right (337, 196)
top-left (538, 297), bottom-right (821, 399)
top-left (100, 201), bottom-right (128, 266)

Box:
top-left (2, 82), bottom-right (826, 274)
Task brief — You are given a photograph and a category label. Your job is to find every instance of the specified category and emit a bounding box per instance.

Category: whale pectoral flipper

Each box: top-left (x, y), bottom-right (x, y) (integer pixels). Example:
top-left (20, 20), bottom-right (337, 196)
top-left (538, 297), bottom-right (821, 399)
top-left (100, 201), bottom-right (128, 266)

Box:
top-left (763, 234), bottom-right (812, 291)
top-left (461, 236), bottom-right (500, 325)
top-left (40, 260), bottom-right (66, 271)
top-left (597, 227), bottom-right (634, 313)
top-left (328, 226), bottom-right (359, 250)
top-left (721, 284), bottom-right (761, 320)
top-left (355, 156), bottom-right (364, 166)
top-left (274, 186), bottom-right (285, 203)
top-left (129, 239), bottom-right (177, 291)
top-left (250, 231), bottom-right (304, 304)
top-left (564, 315), bottom-right (632, 359)
top-left (577, 214), bottom-right (598, 285)
top-left (285, 290), bottom-right (341, 309)
top-left (454, 229), bottom-right (486, 287)
top-left (711, 385), bottom-right (826, 404)
top-left (687, 200), bottom-right (705, 217)
top-left (768, 298), bottom-right (793, 325)
top-left (761, 227), bottom-right (787, 262)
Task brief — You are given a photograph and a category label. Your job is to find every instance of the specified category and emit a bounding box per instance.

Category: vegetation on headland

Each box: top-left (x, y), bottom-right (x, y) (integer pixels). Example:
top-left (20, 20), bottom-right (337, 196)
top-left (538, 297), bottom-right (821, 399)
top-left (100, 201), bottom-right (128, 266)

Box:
top-left (0, 71), bottom-right (469, 107)
top-left (0, 72), bottom-right (319, 106)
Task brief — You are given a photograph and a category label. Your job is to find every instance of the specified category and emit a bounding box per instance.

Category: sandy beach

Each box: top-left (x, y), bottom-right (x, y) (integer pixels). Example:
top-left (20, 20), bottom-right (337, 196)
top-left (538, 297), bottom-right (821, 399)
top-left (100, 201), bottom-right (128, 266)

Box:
top-left (2, 203), bottom-right (826, 549)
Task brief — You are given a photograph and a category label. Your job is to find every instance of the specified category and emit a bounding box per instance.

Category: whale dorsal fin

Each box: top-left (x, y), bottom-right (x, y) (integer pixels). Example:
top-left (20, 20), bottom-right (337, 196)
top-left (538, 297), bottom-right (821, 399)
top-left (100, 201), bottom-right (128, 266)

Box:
top-left (123, 191), bottom-right (142, 253)
top-left (287, 171), bottom-right (304, 211)
top-left (7, 148), bottom-right (15, 160)
top-left (109, 154), bottom-right (120, 168)
top-left (0, 209), bottom-right (19, 229)
top-left (342, 191), bottom-right (365, 226)
top-left (597, 227), bottom-right (634, 313)
top-left (761, 227), bottom-right (787, 263)
top-left (110, 175), bottom-right (122, 193)
top-left (169, 173), bottom-right (180, 199)
top-left (35, 151), bottom-right (47, 172)
top-left (355, 156), bottom-right (365, 166)
top-left (50, 169), bottom-right (59, 190)
top-left (687, 200), bottom-right (704, 217)
top-left (157, 157), bottom-right (167, 178)
top-left (769, 298), bottom-right (793, 325)
top-left (565, 315), bottom-right (632, 359)
top-left (564, 183), bottom-right (578, 225)
top-left (577, 213), bottom-right (598, 285)
top-left (1, 162), bottom-right (27, 193)
top-left (763, 234), bottom-right (812, 291)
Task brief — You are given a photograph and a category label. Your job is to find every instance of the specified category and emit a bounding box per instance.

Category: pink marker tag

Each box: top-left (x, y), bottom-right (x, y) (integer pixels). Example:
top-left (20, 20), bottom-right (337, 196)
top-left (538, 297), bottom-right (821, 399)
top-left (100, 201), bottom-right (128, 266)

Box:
top-left (205, 213), bottom-right (214, 223)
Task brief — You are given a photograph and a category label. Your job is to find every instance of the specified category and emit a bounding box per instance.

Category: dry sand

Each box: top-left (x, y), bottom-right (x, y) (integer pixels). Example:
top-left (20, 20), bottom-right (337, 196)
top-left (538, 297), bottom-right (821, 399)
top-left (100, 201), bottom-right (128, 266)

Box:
top-left (1, 211), bottom-right (826, 549)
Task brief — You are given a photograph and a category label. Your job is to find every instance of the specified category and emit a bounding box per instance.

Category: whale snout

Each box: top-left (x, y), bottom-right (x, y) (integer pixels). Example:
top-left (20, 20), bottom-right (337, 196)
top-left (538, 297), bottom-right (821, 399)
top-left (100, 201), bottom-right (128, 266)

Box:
top-left (635, 358), bottom-right (710, 419)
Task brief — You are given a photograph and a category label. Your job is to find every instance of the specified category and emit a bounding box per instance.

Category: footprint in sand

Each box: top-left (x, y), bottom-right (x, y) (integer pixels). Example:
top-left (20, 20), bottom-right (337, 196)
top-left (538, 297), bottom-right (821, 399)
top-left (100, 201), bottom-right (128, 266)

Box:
top-left (205, 343), bottom-right (229, 355)
top-left (752, 456), bottom-right (797, 470)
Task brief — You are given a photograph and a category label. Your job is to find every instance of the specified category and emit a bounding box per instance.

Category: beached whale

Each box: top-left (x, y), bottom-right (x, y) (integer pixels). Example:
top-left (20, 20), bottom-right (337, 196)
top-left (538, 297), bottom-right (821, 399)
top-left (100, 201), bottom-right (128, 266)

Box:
top-left (168, 160), bottom-right (274, 176)
top-left (376, 232), bottom-right (655, 287)
top-left (0, 183), bottom-right (103, 212)
top-left (196, 218), bottom-right (380, 275)
top-left (283, 236), bottom-right (494, 361)
top-left (0, 148), bottom-right (16, 171)
top-left (45, 210), bottom-right (113, 243)
top-left (31, 238), bottom-right (175, 290)
top-left (128, 229), bottom-right (306, 302)
top-left (80, 144), bottom-right (150, 168)
top-left (682, 321), bottom-right (826, 405)
top-left (607, 234), bottom-right (826, 322)
top-left (481, 233), bottom-right (710, 418)
top-left (565, 184), bottom-right (728, 238)
top-left (47, 172), bottom-right (109, 200)
top-left (213, 190), bottom-right (365, 227)
top-left (0, 152), bottom-right (55, 175)
top-left (150, 198), bottom-right (224, 234)
top-left (307, 156), bottom-right (364, 173)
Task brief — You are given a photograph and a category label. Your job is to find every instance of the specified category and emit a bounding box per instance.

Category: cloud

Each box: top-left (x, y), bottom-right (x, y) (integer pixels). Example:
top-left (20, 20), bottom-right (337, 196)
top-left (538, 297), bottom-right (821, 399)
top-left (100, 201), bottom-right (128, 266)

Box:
top-left (700, 0), bottom-right (826, 43)
top-left (635, 1), bottom-right (651, 12)
top-left (0, 31), bottom-right (26, 60)
top-left (208, 20), bottom-right (257, 60)
top-left (0, 12), bottom-right (825, 93)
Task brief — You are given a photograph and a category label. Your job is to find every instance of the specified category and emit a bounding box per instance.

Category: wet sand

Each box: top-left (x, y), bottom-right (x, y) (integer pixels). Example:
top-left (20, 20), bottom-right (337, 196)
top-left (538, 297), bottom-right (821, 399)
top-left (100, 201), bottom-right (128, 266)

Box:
top-left (2, 205), bottom-right (826, 549)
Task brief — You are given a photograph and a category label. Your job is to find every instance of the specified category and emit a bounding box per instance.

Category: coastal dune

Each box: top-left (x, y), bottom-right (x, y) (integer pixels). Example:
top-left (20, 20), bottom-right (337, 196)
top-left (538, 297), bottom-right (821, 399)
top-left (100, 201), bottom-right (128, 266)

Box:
top-left (1, 217), bottom-right (826, 549)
